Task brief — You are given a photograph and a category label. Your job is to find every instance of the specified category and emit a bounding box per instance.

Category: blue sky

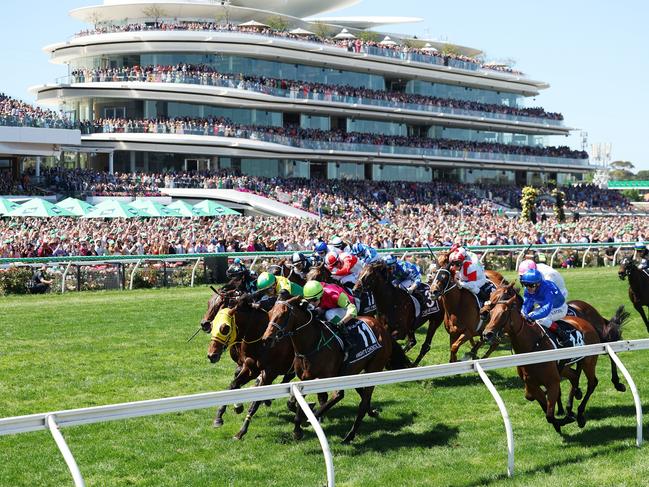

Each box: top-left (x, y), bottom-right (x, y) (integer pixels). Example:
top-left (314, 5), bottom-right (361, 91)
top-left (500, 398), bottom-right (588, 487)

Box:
top-left (1, 0), bottom-right (647, 169)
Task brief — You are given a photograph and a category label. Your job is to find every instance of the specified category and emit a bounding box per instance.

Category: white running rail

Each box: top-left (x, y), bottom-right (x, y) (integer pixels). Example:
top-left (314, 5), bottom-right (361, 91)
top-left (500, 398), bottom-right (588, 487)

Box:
top-left (1, 339), bottom-right (647, 486)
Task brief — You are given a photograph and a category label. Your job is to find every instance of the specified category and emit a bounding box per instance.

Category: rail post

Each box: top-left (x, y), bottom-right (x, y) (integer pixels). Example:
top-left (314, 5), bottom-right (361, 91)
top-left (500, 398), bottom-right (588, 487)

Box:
top-left (613, 246), bottom-right (624, 265)
top-left (129, 259), bottom-right (143, 290)
top-left (46, 415), bottom-right (85, 487)
top-left (581, 247), bottom-right (592, 269)
top-left (605, 345), bottom-right (643, 447)
top-left (190, 258), bottom-right (202, 287)
top-left (475, 362), bottom-right (514, 477)
top-left (291, 384), bottom-right (335, 487)
top-left (550, 248), bottom-right (560, 268)
top-left (480, 249), bottom-right (490, 264)
top-left (514, 249), bottom-right (527, 273)
top-left (61, 262), bottom-right (73, 294)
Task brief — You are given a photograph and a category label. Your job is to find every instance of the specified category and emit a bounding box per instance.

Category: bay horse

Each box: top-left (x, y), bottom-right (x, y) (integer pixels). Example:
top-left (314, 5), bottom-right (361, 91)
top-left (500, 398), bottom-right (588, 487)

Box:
top-left (353, 261), bottom-right (446, 366)
top-left (618, 257), bottom-right (649, 332)
top-left (429, 263), bottom-right (501, 362)
top-left (262, 297), bottom-right (410, 443)
top-left (436, 250), bottom-right (506, 285)
top-left (482, 284), bottom-right (621, 432)
top-left (205, 292), bottom-right (297, 439)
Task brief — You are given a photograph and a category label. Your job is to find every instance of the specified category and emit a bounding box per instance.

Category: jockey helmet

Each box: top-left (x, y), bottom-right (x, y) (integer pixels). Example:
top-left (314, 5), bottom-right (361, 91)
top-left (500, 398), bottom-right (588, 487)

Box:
top-left (325, 252), bottom-right (340, 267)
top-left (303, 281), bottom-right (324, 301)
top-left (256, 272), bottom-right (276, 291)
top-left (383, 254), bottom-right (397, 266)
top-left (351, 243), bottom-right (364, 255)
top-left (291, 252), bottom-right (308, 265)
top-left (314, 241), bottom-right (328, 254)
top-left (634, 242), bottom-right (646, 251)
top-left (517, 259), bottom-right (537, 276)
top-left (449, 248), bottom-right (467, 265)
top-left (520, 269), bottom-right (543, 286)
top-left (330, 236), bottom-right (344, 249)
top-left (226, 263), bottom-right (245, 279)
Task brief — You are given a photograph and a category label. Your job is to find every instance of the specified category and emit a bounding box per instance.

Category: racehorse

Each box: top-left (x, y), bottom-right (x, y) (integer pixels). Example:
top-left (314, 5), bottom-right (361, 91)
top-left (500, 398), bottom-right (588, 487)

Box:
top-left (269, 258), bottom-right (306, 288)
top-left (618, 257), bottom-right (649, 332)
top-left (262, 296), bottom-right (410, 443)
top-left (429, 263), bottom-right (500, 362)
top-left (204, 291), bottom-right (297, 439)
top-left (306, 264), bottom-right (377, 314)
top-left (436, 250), bottom-right (506, 286)
top-left (353, 261), bottom-right (445, 366)
top-left (482, 284), bottom-right (621, 432)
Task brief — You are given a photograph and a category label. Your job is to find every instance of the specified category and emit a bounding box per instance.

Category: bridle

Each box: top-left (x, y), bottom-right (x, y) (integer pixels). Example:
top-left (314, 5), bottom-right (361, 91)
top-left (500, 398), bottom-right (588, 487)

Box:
top-left (267, 301), bottom-right (314, 341)
top-left (431, 266), bottom-right (456, 297)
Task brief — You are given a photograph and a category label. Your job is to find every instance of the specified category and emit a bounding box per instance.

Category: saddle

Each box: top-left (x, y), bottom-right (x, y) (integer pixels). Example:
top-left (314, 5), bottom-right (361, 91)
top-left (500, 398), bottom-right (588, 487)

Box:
top-left (340, 319), bottom-right (382, 365)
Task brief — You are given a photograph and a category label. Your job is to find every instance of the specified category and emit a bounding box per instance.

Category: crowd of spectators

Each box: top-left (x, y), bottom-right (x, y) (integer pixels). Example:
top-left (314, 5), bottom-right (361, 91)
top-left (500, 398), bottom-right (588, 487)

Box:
top-left (0, 94), bottom-right (74, 129)
top-left (73, 21), bottom-right (523, 76)
top-left (69, 64), bottom-right (562, 122)
top-left (78, 116), bottom-right (588, 160)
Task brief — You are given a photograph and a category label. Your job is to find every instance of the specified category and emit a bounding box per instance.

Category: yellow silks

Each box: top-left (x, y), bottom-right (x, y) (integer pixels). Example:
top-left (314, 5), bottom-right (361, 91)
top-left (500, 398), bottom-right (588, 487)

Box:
top-left (211, 308), bottom-right (237, 349)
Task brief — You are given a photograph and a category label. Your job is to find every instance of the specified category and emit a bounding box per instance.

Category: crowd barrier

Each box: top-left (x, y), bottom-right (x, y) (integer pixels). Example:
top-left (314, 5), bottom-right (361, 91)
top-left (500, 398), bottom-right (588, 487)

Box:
top-left (0, 242), bottom-right (639, 294)
top-left (1, 339), bottom-right (646, 486)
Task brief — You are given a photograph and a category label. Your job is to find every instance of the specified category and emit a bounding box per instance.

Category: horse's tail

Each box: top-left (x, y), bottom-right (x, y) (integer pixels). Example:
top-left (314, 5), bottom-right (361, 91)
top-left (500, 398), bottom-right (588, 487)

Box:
top-left (386, 337), bottom-right (412, 370)
top-left (601, 305), bottom-right (629, 343)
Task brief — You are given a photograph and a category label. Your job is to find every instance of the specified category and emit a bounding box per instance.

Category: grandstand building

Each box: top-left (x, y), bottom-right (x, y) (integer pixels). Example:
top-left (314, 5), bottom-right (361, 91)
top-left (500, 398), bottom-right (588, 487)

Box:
top-left (33, 0), bottom-right (591, 185)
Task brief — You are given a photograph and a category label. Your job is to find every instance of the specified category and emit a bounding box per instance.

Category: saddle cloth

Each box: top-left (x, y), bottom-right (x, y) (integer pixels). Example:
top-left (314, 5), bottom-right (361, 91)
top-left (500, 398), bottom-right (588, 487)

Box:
top-left (543, 320), bottom-right (586, 367)
top-left (410, 284), bottom-right (440, 319)
top-left (343, 319), bottom-right (382, 365)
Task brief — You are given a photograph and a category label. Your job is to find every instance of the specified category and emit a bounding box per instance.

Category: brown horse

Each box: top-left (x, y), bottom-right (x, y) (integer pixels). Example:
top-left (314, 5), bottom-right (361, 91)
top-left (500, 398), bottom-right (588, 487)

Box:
top-left (269, 258), bottom-right (306, 287)
top-left (262, 297), bottom-right (410, 443)
top-left (436, 250), bottom-right (506, 285)
top-left (353, 261), bottom-right (445, 366)
top-left (618, 257), bottom-right (649, 332)
top-left (429, 264), bottom-right (501, 362)
top-left (206, 293), bottom-right (297, 439)
top-left (482, 284), bottom-right (620, 432)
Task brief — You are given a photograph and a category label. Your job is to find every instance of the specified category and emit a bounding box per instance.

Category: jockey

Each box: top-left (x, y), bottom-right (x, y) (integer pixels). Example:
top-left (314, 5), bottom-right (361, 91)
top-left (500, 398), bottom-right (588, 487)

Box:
top-left (383, 254), bottom-right (421, 293)
top-left (330, 236), bottom-right (351, 254)
top-left (520, 269), bottom-right (571, 346)
top-left (518, 259), bottom-right (568, 299)
top-left (449, 247), bottom-right (490, 302)
top-left (312, 241), bottom-right (329, 264)
top-left (351, 242), bottom-right (380, 266)
top-left (226, 258), bottom-right (256, 294)
top-left (303, 280), bottom-right (357, 341)
top-left (325, 251), bottom-right (363, 287)
top-left (635, 242), bottom-right (649, 271)
top-left (256, 272), bottom-right (303, 300)
top-left (290, 252), bottom-right (314, 279)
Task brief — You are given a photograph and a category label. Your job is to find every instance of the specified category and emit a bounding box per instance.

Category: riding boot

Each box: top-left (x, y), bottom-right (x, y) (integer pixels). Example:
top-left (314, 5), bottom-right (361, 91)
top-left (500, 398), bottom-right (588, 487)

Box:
top-left (336, 322), bottom-right (351, 361)
top-left (553, 325), bottom-right (573, 348)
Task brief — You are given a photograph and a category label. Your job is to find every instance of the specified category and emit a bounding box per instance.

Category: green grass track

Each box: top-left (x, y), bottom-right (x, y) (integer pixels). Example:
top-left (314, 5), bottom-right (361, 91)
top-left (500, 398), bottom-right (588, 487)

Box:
top-left (1, 267), bottom-right (648, 486)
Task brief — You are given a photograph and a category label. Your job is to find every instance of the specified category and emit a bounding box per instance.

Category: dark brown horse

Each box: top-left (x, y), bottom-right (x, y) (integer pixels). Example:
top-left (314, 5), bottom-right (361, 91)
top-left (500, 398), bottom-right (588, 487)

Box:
top-left (429, 264), bottom-right (500, 362)
top-left (205, 293), bottom-right (297, 439)
top-left (262, 297), bottom-right (410, 443)
top-left (269, 258), bottom-right (306, 287)
top-left (618, 257), bottom-right (649, 332)
top-left (482, 284), bottom-right (621, 432)
top-left (353, 261), bottom-right (445, 366)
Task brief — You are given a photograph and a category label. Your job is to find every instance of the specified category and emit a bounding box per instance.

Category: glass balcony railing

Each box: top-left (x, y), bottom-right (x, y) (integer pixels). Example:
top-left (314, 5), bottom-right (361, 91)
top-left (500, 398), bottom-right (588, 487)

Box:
top-left (80, 123), bottom-right (589, 167)
top-left (0, 115), bottom-right (76, 130)
top-left (59, 73), bottom-right (563, 127)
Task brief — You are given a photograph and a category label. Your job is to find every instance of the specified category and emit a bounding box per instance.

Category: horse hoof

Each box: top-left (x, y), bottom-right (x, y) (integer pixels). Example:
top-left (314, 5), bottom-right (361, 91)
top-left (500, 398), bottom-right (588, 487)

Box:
top-left (264, 400), bottom-right (272, 407)
top-left (577, 415), bottom-right (586, 429)
top-left (368, 408), bottom-right (380, 418)
top-left (342, 433), bottom-right (355, 444)
top-left (574, 388), bottom-right (583, 400)
top-left (553, 423), bottom-right (562, 434)
top-left (213, 419), bottom-right (224, 428)
top-left (293, 430), bottom-right (304, 441)
top-left (233, 432), bottom-right (244, 441)
top-left (614, 382), bottom-right (627, 393)
top-left (233, 405), bottom-right (244, 415)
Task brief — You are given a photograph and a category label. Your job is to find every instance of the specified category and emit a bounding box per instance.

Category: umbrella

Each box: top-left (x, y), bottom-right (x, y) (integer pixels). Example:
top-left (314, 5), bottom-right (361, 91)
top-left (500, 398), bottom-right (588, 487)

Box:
top-left (8, 198), bottom-right (76, 217)
top-left (166, 200), bottom-right (209, 217)
top-left (0, 198), bottom-right (19, 216)
top-left (83, 200), bottom-right (147, 219)
top-left (238, 20), bottom-right (269, 29)
top-left (333, 28), bottom-right (356, 40)
top-left (289, 27), bottom-right (315, 36)
top-left (379, 36), bottom-right (397, 46)
top-left (56, 197), bottom-right (95, 216)
top-left (130, 200), bottom-right (182, 217)
top-left (421, 42), bottom-right (438, 53)
top-left (193, 200), bottom-right (240, 216)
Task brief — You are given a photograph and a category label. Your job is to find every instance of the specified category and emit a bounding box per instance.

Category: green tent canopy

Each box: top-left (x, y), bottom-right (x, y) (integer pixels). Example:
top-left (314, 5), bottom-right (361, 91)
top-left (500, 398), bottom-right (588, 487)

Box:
top-left (0, 198), bottom-right (19, 216)
top-left (166, 200), bottom-right (209, 217)
top-left (193, 200), bottom-right (240, 216)
top-left (130, 200), bottom-right (182, 217)
top-left (8, 198), bottom-right (76, 217)
top-left (83, 200), bottom-right (147, 219)
top-left (56, 197), bottom-right (95, 216)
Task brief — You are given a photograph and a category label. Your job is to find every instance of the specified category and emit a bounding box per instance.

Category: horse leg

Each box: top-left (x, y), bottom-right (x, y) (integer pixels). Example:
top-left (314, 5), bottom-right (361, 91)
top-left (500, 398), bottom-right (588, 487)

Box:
top-left (314, 390), bottom-right (345, 420)
top-left (213, 365), bottom-right (250, 427)
top-left (480, 340), bottom-right (500, 359)
top-left (545, 380), bottom-right (562, 434)
top-left (450, 332), bottom-right (469, 363)
top-left (233, 372), bottom-right (278, 440)
top-left (467, 338), bottom-right (485, 360)
top-left (576, 358), bottom-right (599, 428)
top-left (403, 330), bottom-right (417, 353)
top-left (293, 406), bottom-right (305, 441)
top-left (633, 301), bottom-right (649, 332)
top-left (609, 357), bottom-right (626, 392)
top-left (413, 318), bottom-right (441, 367)
top-left (342, 386), bottom-right (374, 444)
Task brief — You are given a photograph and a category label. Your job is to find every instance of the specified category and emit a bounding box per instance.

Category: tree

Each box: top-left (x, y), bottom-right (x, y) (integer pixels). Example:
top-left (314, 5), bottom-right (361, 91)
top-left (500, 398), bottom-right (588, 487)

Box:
top-left (358, 31), bottom-right (381, 43)
top-left (621, 189), bottom-right (642, 202)
top-left (440, 43), bottom-right (461, 56)
top-left (609, 169), bottom-right (635, 181)
top-left (311, 22), bottom-right (330, 39)
top-left (266, 16), bottom-right (289, 32)
top-left (142, 5), bottom-right (167, 25)
top-left (635, 170), bottom-right (649, 181)
top-left (610, 160), bottom-right (635, 171)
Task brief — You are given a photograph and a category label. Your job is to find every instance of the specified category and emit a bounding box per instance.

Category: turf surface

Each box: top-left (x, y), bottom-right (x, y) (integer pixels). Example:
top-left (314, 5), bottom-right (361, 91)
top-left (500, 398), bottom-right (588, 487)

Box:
top-left (1, 267), bottom-right (648, 486)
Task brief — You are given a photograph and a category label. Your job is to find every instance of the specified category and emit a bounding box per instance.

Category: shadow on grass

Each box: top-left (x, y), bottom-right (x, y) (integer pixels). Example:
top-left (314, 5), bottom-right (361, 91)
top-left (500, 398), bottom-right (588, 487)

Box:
top-left (562, 423), bottom-right (639, 445)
